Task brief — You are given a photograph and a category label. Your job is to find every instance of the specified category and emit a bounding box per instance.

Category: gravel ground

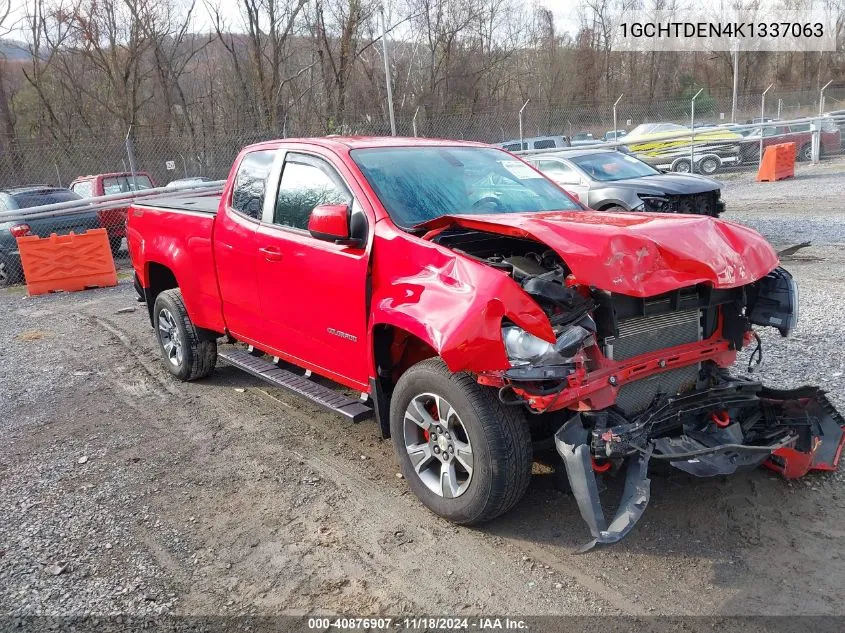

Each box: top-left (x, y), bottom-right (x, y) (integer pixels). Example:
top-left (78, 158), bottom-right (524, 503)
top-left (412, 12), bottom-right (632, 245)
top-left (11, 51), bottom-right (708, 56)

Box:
top-left (1, 160), bottom-right (845, 620)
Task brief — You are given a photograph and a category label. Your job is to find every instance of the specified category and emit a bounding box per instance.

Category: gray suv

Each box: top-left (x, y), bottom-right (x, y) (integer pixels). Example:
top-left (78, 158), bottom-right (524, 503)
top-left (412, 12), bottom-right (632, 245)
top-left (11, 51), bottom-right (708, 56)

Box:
top-left (527, 148), bottom-right (724, 217)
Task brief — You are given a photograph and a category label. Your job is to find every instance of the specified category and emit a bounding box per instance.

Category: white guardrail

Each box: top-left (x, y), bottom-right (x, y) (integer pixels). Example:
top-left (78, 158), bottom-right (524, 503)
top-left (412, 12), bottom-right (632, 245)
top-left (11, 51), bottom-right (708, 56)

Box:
top-left (0, 180), bottom-right (226, 224)
top-left (511, 112), bottom-right (845, 157)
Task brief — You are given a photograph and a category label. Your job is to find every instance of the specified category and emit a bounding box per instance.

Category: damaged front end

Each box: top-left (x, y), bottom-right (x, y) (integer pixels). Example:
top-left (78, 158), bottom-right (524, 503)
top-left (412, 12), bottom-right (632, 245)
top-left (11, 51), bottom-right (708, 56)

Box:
top-left (556, 378), bottom-right (844, 550)
top-left (429, 227), bottom-right (845, 549)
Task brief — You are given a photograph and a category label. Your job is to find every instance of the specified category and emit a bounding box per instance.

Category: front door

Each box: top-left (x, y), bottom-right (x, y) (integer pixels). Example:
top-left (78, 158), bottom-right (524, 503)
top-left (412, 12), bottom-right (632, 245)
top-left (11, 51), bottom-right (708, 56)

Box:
top-left (254, 151), bottom-right (371, 390)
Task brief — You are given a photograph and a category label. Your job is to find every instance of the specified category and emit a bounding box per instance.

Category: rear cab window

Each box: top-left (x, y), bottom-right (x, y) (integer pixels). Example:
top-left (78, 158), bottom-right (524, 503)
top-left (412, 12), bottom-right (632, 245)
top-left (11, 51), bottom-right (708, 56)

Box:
top-left (231, 150), bottom-right (276, 220)
top-left (102, 175), bottom-right (153, 194)
top-left (71, 181), bottom-right (94, 198)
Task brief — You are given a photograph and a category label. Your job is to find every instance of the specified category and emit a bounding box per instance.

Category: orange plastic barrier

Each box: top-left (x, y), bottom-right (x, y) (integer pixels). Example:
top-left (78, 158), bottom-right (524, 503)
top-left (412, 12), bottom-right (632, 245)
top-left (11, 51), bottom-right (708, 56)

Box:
top-left (757, 142), bottom-right (796, 182)
top-left (17, 228), bottom-right (117, 296)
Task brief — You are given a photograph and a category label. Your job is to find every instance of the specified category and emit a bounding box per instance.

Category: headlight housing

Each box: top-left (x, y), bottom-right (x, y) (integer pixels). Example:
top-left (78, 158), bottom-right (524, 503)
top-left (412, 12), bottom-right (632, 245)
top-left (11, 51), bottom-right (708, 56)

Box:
top-left (637, 194), bottom-right (671, 212)
top-left (502, 324), bottom-right (594, 367)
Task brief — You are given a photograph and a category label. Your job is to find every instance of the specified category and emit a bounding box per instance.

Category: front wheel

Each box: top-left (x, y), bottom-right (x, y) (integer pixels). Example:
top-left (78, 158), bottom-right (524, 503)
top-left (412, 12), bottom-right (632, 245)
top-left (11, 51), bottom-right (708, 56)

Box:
top-left (153, 289), bottom-right (218, 381)
top-left (672, 159), bottom-right (692, 173)
top-left (390, 358), bottom-right (533, 524)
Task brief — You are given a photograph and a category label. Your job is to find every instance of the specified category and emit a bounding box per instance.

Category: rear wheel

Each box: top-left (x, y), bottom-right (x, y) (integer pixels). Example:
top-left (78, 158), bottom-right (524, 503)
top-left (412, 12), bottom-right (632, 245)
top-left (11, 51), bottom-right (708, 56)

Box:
top-left (153, 289), bottom-right (217, 381)
top-left (390, 358), bottom-right (533, 524)
top-left (699, 156), bottom-right (720, 175)
top-left (798, 144), bottom-right (813, 161)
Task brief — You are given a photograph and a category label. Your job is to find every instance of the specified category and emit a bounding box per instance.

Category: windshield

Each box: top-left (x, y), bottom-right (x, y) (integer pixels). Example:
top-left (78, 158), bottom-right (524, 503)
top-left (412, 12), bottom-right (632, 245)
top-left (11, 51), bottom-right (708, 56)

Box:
top-left (570, 152), bottom-right (660, 181)
top-left (350, 146), bottom-right (581, 227)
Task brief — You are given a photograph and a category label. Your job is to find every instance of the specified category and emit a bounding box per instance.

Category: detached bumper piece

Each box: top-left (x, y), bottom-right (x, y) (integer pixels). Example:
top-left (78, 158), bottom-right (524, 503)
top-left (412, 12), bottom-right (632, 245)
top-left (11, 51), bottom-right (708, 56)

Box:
top-left (555, 379), bottom-right (844, 550)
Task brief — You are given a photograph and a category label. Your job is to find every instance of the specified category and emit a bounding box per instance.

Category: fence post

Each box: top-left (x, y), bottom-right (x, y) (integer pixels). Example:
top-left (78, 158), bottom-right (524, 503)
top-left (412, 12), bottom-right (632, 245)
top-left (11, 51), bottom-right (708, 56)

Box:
top-left (125, 127), bottom-right (139, 190)
top-left (412, 106), bottom-right (420, 137)
top-left (819, 80), bottom-right (832, 116)
top-left (690, 88), bottom-right (703, 170)
top-left (613, 93), bottom-right (624, 150)
top-left (759, 84), bottom-right (774, 164)
top-left (519, 99), bottom-right (530, 149)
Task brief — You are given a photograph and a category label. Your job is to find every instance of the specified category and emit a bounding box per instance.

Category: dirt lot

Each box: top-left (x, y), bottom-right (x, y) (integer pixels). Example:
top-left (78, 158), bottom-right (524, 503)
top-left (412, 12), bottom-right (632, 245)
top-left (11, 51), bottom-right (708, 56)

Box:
top-left (2, 159), bottom-right (845, 618)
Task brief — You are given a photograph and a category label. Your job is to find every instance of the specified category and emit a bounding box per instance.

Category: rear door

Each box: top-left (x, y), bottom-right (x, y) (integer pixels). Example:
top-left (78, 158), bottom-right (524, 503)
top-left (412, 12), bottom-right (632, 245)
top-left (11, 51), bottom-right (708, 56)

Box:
top-left (214, 148), bottom-right (278, 342)
top-left (254, 150), bottom-right (371, 390)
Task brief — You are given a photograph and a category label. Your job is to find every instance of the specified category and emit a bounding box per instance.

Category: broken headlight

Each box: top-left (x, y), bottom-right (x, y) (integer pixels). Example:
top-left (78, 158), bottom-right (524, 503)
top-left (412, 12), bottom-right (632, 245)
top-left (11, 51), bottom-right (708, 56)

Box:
top-left (637, 194), bottom-right (671, 212)
top-left (748, 266), bottom-right (799, 337)
top-left (502, 324), bottom-right (594, 367)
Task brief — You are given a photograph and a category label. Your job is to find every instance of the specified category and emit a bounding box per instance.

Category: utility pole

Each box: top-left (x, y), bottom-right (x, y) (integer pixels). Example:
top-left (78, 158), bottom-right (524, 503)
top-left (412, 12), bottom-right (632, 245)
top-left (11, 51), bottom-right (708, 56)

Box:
top-left (381, 4), bottom-right (396, 136)
top-left (731, 46), bottom-right (739, 123)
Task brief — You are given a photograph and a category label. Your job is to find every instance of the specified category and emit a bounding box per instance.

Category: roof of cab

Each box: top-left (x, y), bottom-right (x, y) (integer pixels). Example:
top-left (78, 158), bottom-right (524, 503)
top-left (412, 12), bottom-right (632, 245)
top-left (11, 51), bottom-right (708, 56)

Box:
top-left (246, 136), bottom-right (491, 152)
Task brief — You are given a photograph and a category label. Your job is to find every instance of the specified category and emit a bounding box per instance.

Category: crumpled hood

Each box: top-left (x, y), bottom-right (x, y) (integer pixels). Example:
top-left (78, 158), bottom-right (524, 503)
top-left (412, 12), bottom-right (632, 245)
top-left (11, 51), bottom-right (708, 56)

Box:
top-left (422, 210), bottom-right (779, 297)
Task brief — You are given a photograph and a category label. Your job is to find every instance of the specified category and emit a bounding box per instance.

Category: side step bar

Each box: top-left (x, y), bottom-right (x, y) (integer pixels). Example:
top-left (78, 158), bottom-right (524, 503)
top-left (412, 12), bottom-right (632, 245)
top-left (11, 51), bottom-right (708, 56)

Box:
top-left (218, 348), bottom-right (373, 423)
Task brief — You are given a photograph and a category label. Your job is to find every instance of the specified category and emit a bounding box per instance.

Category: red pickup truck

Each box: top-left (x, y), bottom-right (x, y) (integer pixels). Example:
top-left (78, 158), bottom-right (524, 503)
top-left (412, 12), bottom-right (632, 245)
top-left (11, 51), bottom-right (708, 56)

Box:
top-left (71, 171), bottom-right (156, 255)
top-left (128, 137), bottom-right (843, 547)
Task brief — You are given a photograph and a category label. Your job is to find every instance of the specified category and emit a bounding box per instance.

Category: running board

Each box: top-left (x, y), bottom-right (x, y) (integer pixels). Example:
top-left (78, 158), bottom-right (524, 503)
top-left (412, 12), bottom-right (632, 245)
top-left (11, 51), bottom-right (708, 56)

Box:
top-left (218, 348), bottom-right (373, 423)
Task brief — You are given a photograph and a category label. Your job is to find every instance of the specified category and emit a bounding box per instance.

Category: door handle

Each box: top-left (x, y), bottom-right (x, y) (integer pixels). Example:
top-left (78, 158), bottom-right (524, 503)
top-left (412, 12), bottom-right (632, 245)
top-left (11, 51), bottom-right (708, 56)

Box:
top-left (259, 246), bottom-right (283, 261)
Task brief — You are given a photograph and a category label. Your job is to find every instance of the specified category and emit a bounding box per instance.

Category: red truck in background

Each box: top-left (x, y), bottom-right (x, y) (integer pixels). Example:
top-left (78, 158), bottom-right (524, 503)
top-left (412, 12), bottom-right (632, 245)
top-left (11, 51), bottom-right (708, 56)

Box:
top-left (71, 172), bottom-right (156, 255)
top-left (127, 137), bottom-right (844, 548)
top-left (739, 121), bottom-right (841, 163)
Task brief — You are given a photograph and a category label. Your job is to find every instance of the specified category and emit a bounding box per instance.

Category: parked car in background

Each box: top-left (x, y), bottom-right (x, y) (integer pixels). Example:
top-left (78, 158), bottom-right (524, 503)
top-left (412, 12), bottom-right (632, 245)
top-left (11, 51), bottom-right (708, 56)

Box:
top-left (70, 171), bottom-right (156, 255)
top-left (623, 122), bottom-right (743, 174)
top-left (738, 122), bottom-right (841, 162)
top-left (165, 176), bottom-right (213, 188)
top-left (498, 135), bottom-right (570, 151)
top-left (603, 130), bottom-right (627, 142)
top-left (527, 148), bottom-right (724, 216)
top-left (570, 132), bottom-right (600, 146)
top-left (0, 186), bottom-right (100, 286)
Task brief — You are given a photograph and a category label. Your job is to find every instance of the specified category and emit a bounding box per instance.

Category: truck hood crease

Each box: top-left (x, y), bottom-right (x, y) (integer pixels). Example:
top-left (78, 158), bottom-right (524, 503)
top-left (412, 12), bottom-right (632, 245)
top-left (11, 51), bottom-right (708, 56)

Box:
top-left (420, 210), bottom-right (779, 296)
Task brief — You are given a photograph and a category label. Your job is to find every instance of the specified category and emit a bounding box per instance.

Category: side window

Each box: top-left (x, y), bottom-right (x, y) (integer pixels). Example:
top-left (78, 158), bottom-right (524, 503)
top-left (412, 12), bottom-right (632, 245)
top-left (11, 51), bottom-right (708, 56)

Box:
top-left (502, 143), bottom-right (521, 152)
top-left (231, 150), bottom-right (275, 220)
top-left (72, 181), bottom-right (93, 197)
top-left (533, 139), bottom-right (556, 149)
top-left (273, 154), bottom-right (352, 230)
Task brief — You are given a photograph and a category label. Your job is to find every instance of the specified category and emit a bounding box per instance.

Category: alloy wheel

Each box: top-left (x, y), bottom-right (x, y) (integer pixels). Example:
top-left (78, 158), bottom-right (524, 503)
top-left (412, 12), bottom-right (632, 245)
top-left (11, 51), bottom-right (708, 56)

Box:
top-left (403, 393), bottom-right (474, 499)
top-left (158, 308), bottom-right (184, 367)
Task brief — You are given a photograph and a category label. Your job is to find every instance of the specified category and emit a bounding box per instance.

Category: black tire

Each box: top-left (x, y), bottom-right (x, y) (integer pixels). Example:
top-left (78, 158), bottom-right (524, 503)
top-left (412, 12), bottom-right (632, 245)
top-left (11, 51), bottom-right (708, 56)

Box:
top-left (109, 236), bottom-right (123, 257)
top-left (602, 205), bottom-right (627, 213)
top-left (390, 358), bottom-right (533, 524)
top-left (672, 159), bottom-right (691, 173)
top-left (699, 156), bottom-right (720, 175)
top-left (798, 144), bottom-right (812, 162)
top-left (0, 253), bottom-right (23, 287)
top-left (153, 288), bottom-right (217, 381)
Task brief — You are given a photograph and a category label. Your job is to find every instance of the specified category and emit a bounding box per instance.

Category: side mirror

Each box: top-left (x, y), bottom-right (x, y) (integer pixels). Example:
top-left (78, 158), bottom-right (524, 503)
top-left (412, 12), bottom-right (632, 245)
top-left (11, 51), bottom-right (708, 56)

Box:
top-left (308, 203), bottom-right (360, 246)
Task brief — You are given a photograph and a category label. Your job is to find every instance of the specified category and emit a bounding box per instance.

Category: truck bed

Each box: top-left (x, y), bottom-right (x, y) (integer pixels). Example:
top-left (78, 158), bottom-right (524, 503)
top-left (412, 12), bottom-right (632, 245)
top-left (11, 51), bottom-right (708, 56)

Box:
top-left (141, 194), bottom-right (221, 215)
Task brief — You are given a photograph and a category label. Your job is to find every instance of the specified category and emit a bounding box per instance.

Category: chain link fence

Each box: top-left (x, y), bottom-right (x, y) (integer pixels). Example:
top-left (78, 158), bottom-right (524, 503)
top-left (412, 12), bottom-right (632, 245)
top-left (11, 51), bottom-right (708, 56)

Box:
top-left (1, 86), bottom-right (843, 287)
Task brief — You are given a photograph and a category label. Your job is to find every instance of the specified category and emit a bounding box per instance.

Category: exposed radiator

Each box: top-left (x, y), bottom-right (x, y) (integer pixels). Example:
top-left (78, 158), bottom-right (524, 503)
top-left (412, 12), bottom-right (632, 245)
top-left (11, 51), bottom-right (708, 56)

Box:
top-left (604, 309), bottom-right (702, 415)
top-left (615, 364), bottom-right (700, 415)
top-left (604, 309), bottom-right (701, 361)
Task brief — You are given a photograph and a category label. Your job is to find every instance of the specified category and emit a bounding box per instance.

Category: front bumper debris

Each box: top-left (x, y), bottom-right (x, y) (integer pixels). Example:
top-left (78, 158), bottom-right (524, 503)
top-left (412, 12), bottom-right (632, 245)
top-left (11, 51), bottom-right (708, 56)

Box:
top-left (555, 379), bottom-right (845, 550)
